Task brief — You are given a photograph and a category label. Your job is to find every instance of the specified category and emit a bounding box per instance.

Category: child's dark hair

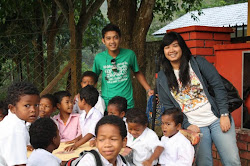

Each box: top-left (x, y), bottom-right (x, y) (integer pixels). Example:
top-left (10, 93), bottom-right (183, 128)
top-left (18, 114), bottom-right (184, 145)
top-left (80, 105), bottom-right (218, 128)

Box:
top-left (162, 108), bottom-right (184, 126)
top-left (82, 71), bottom-right (98, 84)
top-left (79, 85), bottom-right (99, 107)
top-left (6, 81), bottom-right (39, 106)
top-left (29, 118), bottom-right (58, 149)
top-left (41, 94), bottom-right (56, 107)
top-left (126, 108), bottom-right (148, 126)
top-left (0, 100), bottom-right (8, 116)
top-left (108, 96), bottom-right (127, 113)
top-left (53, 91), bottom-right (71, 104)
top-left (95, 115), bottom-right (127, 139)
top-left (102, 23), bottom-right (121, 38)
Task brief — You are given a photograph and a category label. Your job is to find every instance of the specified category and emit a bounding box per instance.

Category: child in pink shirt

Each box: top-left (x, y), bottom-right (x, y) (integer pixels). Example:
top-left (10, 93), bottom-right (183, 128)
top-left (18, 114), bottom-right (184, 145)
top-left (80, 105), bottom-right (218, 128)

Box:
top-left (53, 91), bottom-right (81, 142)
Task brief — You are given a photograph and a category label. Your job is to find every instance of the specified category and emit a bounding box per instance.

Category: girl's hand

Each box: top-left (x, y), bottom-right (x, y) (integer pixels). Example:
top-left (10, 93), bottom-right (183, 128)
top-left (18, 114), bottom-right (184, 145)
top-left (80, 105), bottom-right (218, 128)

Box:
top-left (220, 116), bottom-right (231, 132)
top-left (187, 125), bottom-right (200, 133)
top-left (142, 159), bottom-right (153, 166)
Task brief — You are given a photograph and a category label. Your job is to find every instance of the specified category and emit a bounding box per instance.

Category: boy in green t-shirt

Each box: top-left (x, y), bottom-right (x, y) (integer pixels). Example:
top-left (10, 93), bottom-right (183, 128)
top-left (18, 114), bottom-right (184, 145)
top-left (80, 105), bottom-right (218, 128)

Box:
top-left (93, 23), bottom-right (153, 110)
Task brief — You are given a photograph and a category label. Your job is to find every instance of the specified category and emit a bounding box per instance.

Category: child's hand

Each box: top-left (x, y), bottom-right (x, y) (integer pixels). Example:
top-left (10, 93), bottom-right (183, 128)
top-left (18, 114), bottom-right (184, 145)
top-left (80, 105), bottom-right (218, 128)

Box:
top-left (89, 139), bottom-right (96, 147)
top-left (65, 139), bottom-right (76, 144)
top-left (27, 145), bottom-right (34, 151)
top-left (64, 144), bottom-right (77, 152)
top-left (142, 159), bottom-right (153, 166)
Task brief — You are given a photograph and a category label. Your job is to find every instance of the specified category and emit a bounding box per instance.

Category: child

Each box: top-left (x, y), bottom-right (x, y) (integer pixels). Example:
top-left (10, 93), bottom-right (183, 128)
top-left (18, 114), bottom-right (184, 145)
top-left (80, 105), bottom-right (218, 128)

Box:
top-left (0, 100), bottom-right (8, 121)
top-left (65, 85), bottom-right (103, 151)
top-left (159, 108), bottom-right (194, 166)
top-left (78, 115), bottom-right (128, 165)
top-left (39, 94), bottom-right (57, 118)
top-left (126, 108), bottom-right (164, 166)
top-left (0, 82), bottom-right (40, 166)
top-left (93, 23), bottom-right (153, 110)
top-left (53, 91), bottom-right (81, 142)
top-left (27, 118), bottom-right (61, 166)
top-left (107, 96), bottom-right (127, 119)
top-left (73, 71), bottom-right (105, 115)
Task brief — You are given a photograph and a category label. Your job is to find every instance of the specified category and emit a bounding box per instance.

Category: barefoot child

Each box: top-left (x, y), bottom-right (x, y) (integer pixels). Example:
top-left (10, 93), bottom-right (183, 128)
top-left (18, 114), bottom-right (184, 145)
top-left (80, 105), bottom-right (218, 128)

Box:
top-left (53, 91), bottom-right (81, 142)
top-left (126, 108), bottom-right (164, 166)
top-left (28, 118), bottom-right (61, 166)
top-left (78, 115), bottom-right (128, 165)
top-left (159, 108), bottom-right (194, 166)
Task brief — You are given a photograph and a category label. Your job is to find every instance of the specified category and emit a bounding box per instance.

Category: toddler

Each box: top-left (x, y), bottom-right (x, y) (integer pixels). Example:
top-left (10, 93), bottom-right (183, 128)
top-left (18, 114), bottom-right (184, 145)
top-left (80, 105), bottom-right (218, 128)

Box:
top-left (78, 115), bottom-right (128, 165)
top-left (159, 108), bottom-right (194, 165)
top-left (0, 100), bottom-right (8, 121)
top-left (73, 71), bottom-right (105, 114)
top-left (126, 108), bottom-right (164, 166)
top-left (0, 82), bottom-right (40, 166)
top-left (65, 85), bottom-right (103, 151)
top-left (53, 91), bottom-right (81, 142)
top-left (27, 118), bottom-right (61, 166)
top-left (39, 94), bottom-right (57, 118)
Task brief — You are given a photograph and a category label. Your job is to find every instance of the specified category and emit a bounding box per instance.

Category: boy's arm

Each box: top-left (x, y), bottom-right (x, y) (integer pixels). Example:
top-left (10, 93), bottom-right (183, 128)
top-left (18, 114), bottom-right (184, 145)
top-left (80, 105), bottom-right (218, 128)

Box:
top-left (134, 71), bottom-right (154, 96)
top-left (142, 146), bottom-right (164, 166)
top-left (64, 133), bottom-right (94, 151)
top-left (65, 134), bottom-right (82, 144)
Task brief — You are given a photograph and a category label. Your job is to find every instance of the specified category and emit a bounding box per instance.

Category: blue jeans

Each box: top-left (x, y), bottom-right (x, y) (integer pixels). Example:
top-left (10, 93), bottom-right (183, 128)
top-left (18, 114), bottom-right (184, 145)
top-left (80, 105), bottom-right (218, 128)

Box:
top-left (196, 117), bottom-right (241, 166)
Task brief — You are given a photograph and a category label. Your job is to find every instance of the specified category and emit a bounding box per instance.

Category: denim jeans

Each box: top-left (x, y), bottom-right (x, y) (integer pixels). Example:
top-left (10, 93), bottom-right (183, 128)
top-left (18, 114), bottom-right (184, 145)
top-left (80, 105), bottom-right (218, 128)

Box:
top-left (196, 117), bottom-right (241, 166)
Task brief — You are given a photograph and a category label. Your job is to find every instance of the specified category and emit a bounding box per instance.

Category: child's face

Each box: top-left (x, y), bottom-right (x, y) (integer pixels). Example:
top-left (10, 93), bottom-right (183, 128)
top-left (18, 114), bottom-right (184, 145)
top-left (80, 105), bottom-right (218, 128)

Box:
top-left (81, 76), bottom-right (96, 88)
top-left (39, 98), bottom-right (54, 118)
top-left (0, 109), bottom-right (6, 121)
top-left (9, 95), bottom-right (39, 123)
top-left (57, 96), bottom-right (73, 114)
top-left (127, 122), bottom-right (146, 139)
top-left (161, 114), bottom-right (180, 137)
top-left (96, 124), bottom-right (126, 165)
top-left (107, 104), bottom-right (125, 118)
top-left (102, 31), bottom-right (121, 52)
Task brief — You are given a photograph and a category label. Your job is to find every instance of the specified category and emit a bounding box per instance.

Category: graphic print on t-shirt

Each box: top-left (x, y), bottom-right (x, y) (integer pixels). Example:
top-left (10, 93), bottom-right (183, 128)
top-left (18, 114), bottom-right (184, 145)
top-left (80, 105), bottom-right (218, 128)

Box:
top-left (104, 61), bottom-right (129, 84)
top-left (172, 69), bottom-right (209, 113)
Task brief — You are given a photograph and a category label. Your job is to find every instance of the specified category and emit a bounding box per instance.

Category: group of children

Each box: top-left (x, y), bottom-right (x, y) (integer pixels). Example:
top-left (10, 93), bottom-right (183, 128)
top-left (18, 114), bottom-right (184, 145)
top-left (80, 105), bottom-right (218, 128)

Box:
top-left (0, 72), bottom-right (194, 166)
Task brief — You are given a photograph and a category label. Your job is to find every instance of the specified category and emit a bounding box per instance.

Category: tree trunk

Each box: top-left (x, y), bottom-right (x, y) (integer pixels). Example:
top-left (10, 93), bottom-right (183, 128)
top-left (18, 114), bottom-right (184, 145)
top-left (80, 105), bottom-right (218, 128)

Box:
top-left (107, 0), bottom-right (156, 110)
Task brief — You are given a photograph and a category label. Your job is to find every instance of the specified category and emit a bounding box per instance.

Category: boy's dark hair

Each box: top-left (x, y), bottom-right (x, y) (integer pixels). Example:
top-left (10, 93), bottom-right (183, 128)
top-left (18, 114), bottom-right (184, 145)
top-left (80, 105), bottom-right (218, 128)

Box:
top-left (53, 91), bottom-right (71, 104)
top-left (95, 115), bottom-right (127, 139)
top-left (79, 85), bottom-right (99, 107)
top-left (0, 100), bottom-right (8, 116)
top-left (108, 96), bottom-right (127, 113)
top-left (6, 82), bottom-right (39, 106)
top-left (41, 94), bottom-right (56, 107)
top-left (102, 23), bottom-right (121, 38)
top-left (81, 71), bottom-right (98, 84)
top-left (126, 108), bottom-right (148, 126)
top-left (162, 108), bottom-right (184, 126)
top-left (29, 118), bottom-right (58, 149)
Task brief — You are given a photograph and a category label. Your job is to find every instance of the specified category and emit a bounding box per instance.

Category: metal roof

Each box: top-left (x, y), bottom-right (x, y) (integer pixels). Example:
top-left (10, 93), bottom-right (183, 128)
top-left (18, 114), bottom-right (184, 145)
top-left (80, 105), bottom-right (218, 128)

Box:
top-left (153, 2), bottom-right (248, 36)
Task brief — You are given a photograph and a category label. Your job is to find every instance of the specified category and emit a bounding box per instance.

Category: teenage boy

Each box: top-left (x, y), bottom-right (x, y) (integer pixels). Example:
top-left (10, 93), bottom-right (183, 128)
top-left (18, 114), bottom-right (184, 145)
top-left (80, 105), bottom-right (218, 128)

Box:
top-left (93, 23), bottom-right (154, 109)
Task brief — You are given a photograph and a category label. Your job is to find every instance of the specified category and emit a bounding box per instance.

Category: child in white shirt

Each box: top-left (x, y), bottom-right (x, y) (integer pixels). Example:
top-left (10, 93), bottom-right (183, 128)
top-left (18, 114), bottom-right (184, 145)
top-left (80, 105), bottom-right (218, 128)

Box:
top-left (73, 71), bottom-right (105, 115)
top-left (78, 115), bottom-right (128, 166)
top-left (65, 85), bottom-right (103, 151)
top-left (28, 118), bottom-right (62, 166)
top-left (0, 82), bottom-right (40, 166)
top-left (159, 108), bottom-right (194, 166)
top-left (126, 108), bottom-right (164, 166)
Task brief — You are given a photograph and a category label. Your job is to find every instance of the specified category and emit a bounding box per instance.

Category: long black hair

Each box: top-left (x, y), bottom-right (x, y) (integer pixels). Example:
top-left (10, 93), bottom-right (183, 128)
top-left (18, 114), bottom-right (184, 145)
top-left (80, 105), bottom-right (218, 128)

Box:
top-left (159, 31), bottom-right (192, 92)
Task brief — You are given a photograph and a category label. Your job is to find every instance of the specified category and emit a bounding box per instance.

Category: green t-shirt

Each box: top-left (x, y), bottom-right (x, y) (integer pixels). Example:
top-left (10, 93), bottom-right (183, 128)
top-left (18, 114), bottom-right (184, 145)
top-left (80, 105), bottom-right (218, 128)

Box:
top-left (93, 48), bottom-right (139, 109)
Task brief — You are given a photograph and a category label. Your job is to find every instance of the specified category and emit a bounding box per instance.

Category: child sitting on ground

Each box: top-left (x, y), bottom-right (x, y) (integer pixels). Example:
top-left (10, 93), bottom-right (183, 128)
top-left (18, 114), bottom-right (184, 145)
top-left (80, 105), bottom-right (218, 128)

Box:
top-left (0, 82), bottom-right (40, 166)
top-left (28, 118), bottom-right (62, 166)
top-left (0, 100), bottom-right (8, 121)
top-left (159, 108), bottom-right (194, 166)
top-left (73, 71), bottom-right (105, 115)
top-left (53, 91), bottom-right (81, 142)
top-left (126, 108), bottom-right (164, 166)
top-left (65, 85), bottom-right (103, 151)
top-left (39, 94), bottom-right (57, 118)
top-left (78, 115), bottom-right (128, 165)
